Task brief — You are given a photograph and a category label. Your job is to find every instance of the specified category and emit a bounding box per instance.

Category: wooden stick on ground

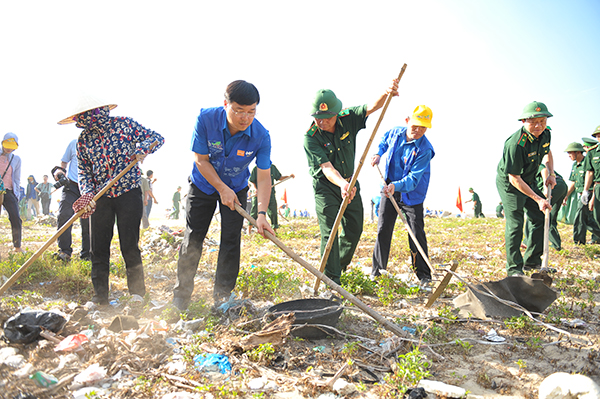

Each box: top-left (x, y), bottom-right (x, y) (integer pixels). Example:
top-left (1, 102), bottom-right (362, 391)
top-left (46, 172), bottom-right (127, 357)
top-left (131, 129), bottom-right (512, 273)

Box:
top-left (236, 204), bottom-right (410, 339)
top-left (0, 143), bottom-right (158, 296)
top-left (313, 64), bottom-right (408, 292)
top-left (425, 260), bottom-right (459, 307)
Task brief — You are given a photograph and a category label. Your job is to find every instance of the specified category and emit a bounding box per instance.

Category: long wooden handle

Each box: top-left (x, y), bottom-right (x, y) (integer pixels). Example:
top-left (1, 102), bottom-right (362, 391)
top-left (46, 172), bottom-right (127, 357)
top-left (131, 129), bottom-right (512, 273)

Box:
top-left (0, 142), bottom-right (158, 296)
top-left (542, 185), bottom-right (552, 269)
top-left (375, 165), bottom-right (435, 277)
top-left (313, 64), bottom-right (408, 292)
top-left (236, 204), bottom-right (408, 339)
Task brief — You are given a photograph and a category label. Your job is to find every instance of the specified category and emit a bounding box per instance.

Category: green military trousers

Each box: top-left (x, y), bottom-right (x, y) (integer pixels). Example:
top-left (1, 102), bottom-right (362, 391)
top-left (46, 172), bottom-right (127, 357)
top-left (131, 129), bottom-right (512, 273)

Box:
top-left (474, 203), bottom-right (484, 218)
top-left (251, 192), bottom-right (279, 229)
top-left (314, 178), bottom-right (363, 284)
top-left (497, 182), bottom-right (545, 276)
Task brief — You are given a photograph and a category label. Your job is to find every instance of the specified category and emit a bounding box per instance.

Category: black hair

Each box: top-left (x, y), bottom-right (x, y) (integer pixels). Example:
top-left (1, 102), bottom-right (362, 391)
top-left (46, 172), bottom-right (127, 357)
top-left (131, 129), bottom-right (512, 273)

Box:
top-left (147, 170), bottom-right (153, 177)
top-left (224, 80), bottom-right (260, 105)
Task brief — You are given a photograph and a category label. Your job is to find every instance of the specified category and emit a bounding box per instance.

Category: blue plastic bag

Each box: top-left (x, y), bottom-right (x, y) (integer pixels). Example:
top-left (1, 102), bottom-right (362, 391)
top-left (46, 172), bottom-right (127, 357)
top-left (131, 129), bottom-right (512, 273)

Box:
top-left (194, 353), bottom-right (231, 374)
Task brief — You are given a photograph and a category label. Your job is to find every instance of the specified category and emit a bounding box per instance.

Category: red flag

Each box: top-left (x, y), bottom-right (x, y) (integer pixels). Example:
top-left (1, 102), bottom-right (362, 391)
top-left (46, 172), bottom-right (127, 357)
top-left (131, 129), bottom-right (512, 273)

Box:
top-left (282, 188), bottom-right (288, 205)
top-left (456, 187), bottom-right (463, 212)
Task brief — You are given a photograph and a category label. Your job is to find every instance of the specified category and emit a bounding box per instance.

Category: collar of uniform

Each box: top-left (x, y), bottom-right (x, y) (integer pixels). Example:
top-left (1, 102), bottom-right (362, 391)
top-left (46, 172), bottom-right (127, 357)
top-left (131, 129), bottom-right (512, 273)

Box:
top-left (221, 115), bottom-right (253, 139)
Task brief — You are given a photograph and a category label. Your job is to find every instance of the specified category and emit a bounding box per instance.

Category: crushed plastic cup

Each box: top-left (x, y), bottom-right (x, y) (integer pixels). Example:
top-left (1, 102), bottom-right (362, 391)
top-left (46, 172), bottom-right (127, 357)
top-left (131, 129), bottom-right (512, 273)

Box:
top-left (74, 363), bottom-right (107, 384)
top-left (313, 346), bottom-right (325, 352)
top-left (483, 328), bottom-right (505, 342)
top-left (30, 370), bottom-right (58, 387)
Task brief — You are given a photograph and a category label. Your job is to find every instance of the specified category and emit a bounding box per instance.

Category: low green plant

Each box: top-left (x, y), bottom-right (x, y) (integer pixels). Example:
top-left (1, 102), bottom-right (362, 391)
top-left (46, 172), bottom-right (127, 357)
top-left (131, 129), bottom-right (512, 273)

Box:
top-left (437, 304), bottom-right (458, 324)
top-left (384, 347), bottom-right (431, 396)
top-left (237, 265), bottom-right (300, 301)
top-left (247, 343), bottom-right (276, 365)
top-left (455, 338), bottom-right (473, 354)
top-left (341, 267), bottom-right (375, 295)
top-left (504, 315), bottom-right (539, 334)
top-left (376, 274), bottom-right (418, 306)
top-left (341, 341), bottom-right (360, 357)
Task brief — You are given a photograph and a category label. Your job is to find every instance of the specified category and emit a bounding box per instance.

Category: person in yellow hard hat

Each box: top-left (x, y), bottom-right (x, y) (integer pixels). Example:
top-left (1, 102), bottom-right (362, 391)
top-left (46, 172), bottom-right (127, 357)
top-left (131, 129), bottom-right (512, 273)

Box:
top-left (496, 101), bottom-right (555, 276)
top-left (370, 106), bottom-right (435, 286)
top-left (303, 79), bottom-right (399, 284)
top-left (0, 133), bottom-right (23, 252)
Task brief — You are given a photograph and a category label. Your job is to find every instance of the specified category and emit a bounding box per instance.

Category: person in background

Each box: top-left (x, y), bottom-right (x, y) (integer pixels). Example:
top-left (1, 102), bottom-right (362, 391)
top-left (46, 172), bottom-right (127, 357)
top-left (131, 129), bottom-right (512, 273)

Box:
top-left (496, 101), bottom-right (554, 276)
top-left (582, 125), bottom-right (600, 234)
top-left (565, 141), bottom-right (600, 244)
top-left (171, 186), bottom-right (182, 219)
top-left (248, 164), bottom-right (293, 232)
top-left (25, 175), bottom-right (40, 220)
top-left (54, 139), bottom-right (91, 262)
top-left (370, 105), bottom-right (435, 286)
top-left (58, 96), bottom-right (164, 305)
top-left (465, 188), bottom-right (485, 218)
top-left (496, 202), bottom-right (504, 218)
top-left (172, 80), bottom-right (274, 311)
top-left (303, 79), bottom-right (399, 284)
top-left (145, 170), bottom-right (158, 219)
top-left (36, 175), bottom-right (52, 215)
top-left (1, 133), bottom-right (23, 252)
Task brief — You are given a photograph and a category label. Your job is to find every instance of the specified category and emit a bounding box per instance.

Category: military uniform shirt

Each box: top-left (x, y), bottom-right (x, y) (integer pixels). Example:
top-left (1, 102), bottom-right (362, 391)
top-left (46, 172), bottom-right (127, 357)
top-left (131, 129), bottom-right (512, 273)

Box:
top-left (471, 192), bottom-right (480, 203)
top-left (569, 158), bottom-right (587, 194)
top-left (304, 105), bottom-right (368, 181)
top-left (583, 145), bottom-right (600, 183)
top-left (496, 127), bottom-right (551, 193)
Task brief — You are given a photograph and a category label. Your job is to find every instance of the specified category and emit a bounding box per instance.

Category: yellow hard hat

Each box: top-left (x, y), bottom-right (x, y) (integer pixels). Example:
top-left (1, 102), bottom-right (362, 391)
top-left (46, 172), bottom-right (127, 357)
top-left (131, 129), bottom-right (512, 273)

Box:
top-left (411, 105), bottom-right (432, 128)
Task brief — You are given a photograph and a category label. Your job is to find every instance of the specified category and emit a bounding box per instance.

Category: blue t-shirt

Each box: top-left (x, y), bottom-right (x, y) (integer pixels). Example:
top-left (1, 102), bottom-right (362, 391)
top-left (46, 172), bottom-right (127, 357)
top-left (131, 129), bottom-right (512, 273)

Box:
top-left (61, 139), bottom-right (79, 182)
top-left (190, 107), bottom-right (271, 194)
top-left (377, 126), bottom-right (435, 206)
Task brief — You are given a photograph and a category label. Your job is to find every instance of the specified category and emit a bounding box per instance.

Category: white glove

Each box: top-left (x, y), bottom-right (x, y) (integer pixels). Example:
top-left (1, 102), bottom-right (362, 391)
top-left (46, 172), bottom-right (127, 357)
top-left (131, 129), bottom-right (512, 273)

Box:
top-left (581, 190), bottom-right (592, 205)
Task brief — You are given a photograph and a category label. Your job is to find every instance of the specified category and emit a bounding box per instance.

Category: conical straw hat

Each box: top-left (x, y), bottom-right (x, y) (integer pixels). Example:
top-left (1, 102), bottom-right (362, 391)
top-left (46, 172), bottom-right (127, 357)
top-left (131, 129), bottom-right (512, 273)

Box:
top-left (58, 95), bottom-right (117, 125)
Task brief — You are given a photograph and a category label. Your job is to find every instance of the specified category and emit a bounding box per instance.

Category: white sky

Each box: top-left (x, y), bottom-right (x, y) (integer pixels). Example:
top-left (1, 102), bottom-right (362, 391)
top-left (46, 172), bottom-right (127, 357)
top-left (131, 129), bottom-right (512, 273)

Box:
top-left (1, 1), bottom-right (599, 216)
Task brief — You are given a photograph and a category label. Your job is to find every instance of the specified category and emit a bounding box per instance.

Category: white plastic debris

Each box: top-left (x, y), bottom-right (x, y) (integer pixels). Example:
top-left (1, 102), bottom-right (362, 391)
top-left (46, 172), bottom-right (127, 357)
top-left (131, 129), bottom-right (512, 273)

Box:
top-left (471, 252), bottom-right (485, 260)
top-left (248, 377), bottom-right (267, 390)
top-left (333, 379), bottom-right (357, 396)
top-left (483, 328), bottom-right (506, 342)
top-left (13, 363), bottom-right (34, 378)
top-left (0, 347), bottom-right (19, 364)
top-left (539, 372), bottom-right (600, 399)
top-left (561, 318), bottom-right (587, 328)
top-left (4, 354), bottom-right (26, 368)
top-left (73, 363), bottom-right (107, 384)
top-left (418, 379), bottom-right (466, 398)
top-left (165, 360), bottom-right (187, 374)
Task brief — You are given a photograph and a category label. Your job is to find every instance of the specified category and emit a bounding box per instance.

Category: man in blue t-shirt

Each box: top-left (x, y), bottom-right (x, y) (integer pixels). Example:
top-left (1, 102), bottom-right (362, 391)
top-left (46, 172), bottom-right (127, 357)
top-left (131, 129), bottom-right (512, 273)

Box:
top-left (371, 106), bottom-right (435, 285)
top-left (173, 80), bottom-right (275, 310)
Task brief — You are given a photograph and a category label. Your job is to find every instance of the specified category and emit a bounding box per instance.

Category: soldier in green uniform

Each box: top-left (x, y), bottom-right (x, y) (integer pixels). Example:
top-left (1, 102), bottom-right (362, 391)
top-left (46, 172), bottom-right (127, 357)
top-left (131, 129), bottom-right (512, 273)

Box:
top-left (496, 202), bottom-right (504, 218)
top-left (496, 101), bottom-right (555, 276)
top-left (303, 79), bottom-right (398, 284)
top-left (248, 164), bottom-right (293, 231)
top-left (582, 125), bottom-right (600, 230)
top-left (465, 188), bottom-right (484, 218)
top-left (564, 142), bottom-right (600, 244)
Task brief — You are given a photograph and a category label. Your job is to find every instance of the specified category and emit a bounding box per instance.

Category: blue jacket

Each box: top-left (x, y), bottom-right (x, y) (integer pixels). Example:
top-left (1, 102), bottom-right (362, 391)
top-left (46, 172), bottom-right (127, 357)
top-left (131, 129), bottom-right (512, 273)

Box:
top-left (377, 126), bottom-right (435, 206)
top-left (191, 107), bottom-right (271, 194)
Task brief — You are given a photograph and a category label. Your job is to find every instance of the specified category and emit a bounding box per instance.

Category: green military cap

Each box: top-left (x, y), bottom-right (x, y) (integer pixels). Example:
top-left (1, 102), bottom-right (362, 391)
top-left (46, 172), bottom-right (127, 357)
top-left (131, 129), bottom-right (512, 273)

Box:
top-left (592, 125), bottom-right (600, 137)
top-left (564, 142), bottom-right (584, 152)
top-left (582, 137), bottom-right (599, 145)
top-left (469, 187), bottom-right (474, 191)
top-left (518, 101), bottom-right (553, 120)
top-left (311, 89), bottom-right (342, 119)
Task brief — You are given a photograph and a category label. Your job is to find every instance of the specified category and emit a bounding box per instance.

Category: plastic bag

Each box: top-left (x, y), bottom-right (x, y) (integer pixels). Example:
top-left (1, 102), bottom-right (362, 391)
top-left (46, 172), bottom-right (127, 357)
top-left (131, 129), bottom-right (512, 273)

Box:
top-left (3, 310), bottom-right (67, 344)
top-left (194, 353), bottom-right (231, 374)
top-left (54, 333), bottom-right (89, 352)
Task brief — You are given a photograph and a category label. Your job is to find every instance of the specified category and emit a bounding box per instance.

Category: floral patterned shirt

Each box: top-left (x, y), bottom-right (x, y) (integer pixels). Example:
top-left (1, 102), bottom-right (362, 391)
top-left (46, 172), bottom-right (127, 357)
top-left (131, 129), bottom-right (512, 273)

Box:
top-left (76, 107), bottom-right (164, 198)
